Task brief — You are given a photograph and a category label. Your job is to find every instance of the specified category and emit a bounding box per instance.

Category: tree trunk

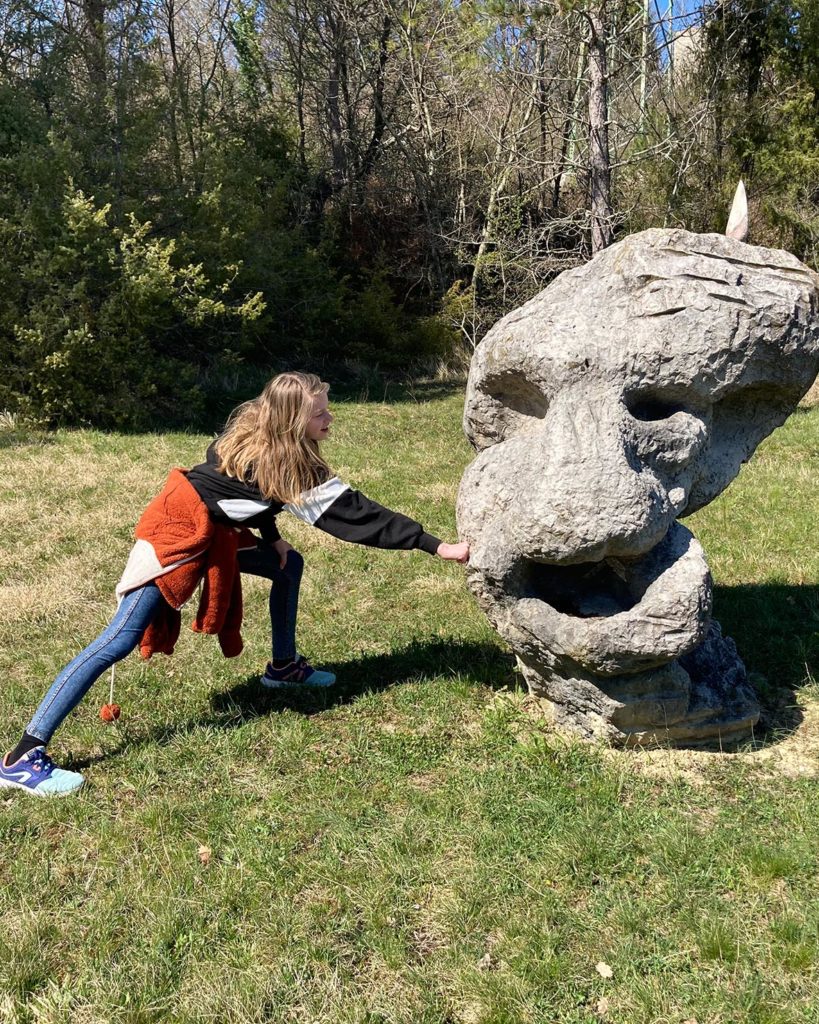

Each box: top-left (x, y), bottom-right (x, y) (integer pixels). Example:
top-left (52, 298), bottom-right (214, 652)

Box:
top-left (295, 27), bottom-right (308, 174)
top-left (82, 0), bottom-right (107, 87)
top-left (325, 12), bottom-right (347, 194)
top-left (587, 3), bottom-right (613, 253)
top-left (554, 27), bottom-right (587, 211)
top-left (538, 35), bottom-right (548, 212)
top-left (358, 16), bottom-right (391, 185)
top-left (639, 0), bottom-right (650, 128)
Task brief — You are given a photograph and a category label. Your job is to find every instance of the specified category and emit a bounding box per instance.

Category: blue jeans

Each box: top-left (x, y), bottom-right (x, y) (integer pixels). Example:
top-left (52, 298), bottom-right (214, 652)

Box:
top-left (26, 544), bottom-right (304, 745)
top-left (237, 544), bottom-right (303, 663)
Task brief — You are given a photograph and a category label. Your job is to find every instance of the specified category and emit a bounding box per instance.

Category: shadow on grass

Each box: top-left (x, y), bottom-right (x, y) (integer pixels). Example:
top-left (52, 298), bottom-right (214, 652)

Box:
top-left (67, 583), bottom-right (817, 769)
top-left (211, 638), bottom-right (516, 720)
top-left (66, 639), bottom-right (514, 769)
top-left (713, 582), bottom-right (818, 738)
top-left (195, 377), bottom-right (466, 436)
top-left (0, 431), bottom-right (55, 450)
top-left (209, 582), bottom-right (816, 746)
top-left (86, 375), bottom-right (468, 436)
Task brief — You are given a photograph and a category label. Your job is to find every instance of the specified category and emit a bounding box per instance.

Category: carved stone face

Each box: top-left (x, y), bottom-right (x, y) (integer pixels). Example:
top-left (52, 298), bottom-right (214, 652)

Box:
top-left (457, 229), bottom-right (819, 745)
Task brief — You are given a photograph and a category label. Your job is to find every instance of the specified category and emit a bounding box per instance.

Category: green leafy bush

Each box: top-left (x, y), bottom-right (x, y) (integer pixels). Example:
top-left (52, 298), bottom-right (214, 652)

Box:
top-left (2, 186), bottom-right (264, 428)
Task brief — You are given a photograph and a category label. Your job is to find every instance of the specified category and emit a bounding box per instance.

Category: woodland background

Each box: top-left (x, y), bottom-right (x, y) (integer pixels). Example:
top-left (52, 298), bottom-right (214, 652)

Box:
top-left (1, 0), bottom-right (818, 427)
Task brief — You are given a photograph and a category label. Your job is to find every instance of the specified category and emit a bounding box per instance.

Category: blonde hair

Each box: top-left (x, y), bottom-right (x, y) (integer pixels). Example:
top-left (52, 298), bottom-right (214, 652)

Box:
top-left (214, 372), bottom-right (331, 504)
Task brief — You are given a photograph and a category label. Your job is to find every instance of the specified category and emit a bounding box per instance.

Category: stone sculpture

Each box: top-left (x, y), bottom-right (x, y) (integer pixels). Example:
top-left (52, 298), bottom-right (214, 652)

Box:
top-left (457, 228), bottom-right (819, 746)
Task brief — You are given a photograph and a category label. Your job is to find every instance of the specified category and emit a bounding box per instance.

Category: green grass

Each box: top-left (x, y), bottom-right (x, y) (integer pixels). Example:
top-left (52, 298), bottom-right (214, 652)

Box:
top-left (0, 395), bottom-right (817, 1024)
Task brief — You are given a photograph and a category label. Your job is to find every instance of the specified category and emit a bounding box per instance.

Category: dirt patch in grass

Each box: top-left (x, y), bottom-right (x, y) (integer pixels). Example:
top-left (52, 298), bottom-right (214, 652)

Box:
top-left (798, 374), bottom-right (819, 409)
top-left (512, 687), bottom-right (819, 784)
top-left (612, 693), bottom-right (819, 783)
top-left (406, 769), bottom-right (444, 792)
top-left (410, 920), bottom-right (446, 959)
top-left (751, 695), bottom-right (819, 778)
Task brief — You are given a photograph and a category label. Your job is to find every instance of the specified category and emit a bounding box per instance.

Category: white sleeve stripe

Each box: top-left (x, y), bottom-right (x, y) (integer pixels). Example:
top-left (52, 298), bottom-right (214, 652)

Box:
top-left (216, 498), bottom-right (272, 521)
top-left (284, 477), bottom-right (350, 526)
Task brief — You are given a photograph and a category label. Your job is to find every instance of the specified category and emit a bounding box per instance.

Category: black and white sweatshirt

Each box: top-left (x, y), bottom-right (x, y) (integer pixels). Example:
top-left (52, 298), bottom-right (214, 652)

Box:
top-left (185, 443), bottom-right (442, 556)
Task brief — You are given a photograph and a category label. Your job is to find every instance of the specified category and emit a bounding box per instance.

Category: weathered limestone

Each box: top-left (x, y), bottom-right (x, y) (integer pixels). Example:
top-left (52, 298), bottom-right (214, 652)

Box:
top-left (457, 229), bottom-right (819, 746)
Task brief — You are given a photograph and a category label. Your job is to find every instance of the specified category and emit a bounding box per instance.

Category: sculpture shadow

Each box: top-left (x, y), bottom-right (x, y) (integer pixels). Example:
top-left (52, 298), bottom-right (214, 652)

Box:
top-left (712, 582), bottom-right (819, 740)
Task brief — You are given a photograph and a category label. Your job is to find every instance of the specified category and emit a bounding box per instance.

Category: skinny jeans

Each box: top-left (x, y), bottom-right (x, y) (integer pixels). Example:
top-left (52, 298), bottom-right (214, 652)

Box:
top-left (26, 544), bottom-right (304, 745)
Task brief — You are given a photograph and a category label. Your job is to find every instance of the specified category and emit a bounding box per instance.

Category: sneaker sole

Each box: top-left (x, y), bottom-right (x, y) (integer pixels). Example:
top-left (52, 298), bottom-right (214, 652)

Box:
top-left (260, 675), bottom-right (290, 689)
top-left (0, 777), bottom-right (85, 798)
top-left (260, 674), bottom-right (337, 690)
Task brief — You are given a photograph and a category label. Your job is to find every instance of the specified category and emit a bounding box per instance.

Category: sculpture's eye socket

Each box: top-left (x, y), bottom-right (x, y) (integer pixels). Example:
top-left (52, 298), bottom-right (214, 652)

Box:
top-left (625, 388), bottom-right (700, 422)
top-left (625, 385), bottom-right (710, 471)
top-left (483, 372), bottom-right (549, 426)
top-left (465, 372), bottom-right (550, 449)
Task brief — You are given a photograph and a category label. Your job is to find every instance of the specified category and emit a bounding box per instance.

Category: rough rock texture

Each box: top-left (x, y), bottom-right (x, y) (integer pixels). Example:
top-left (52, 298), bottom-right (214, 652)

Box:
top-left (457, 229), bottom-right (819, 747)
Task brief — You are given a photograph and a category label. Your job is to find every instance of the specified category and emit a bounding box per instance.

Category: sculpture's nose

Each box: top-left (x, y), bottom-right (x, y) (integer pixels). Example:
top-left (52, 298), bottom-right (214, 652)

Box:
top-left (513, 386), bottom-right (678, 564)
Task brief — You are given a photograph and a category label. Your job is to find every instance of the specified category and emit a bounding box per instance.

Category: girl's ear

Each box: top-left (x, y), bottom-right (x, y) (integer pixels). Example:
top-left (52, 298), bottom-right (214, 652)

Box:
top-left (725, 180), bottom-right (749, 241)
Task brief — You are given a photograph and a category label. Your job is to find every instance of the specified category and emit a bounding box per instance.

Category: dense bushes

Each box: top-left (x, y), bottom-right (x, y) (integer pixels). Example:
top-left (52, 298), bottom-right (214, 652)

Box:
top-left (0, 74), bottom-right (454, 428)
top-left (0, 130), bottom-right (452, 428)
top-left (0, 181), bottom-right (262, 427)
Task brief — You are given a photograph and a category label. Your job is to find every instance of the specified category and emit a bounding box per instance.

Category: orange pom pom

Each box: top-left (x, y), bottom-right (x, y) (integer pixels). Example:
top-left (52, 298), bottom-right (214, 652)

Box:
top-left (100, 703), bottom-right (121, 723)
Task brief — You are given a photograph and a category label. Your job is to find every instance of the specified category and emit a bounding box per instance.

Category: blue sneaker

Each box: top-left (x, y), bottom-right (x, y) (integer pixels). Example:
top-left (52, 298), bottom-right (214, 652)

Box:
top-left (0, 748), bottom-right (84, 797)
top-left (261, 655), bottom-right (336, 689)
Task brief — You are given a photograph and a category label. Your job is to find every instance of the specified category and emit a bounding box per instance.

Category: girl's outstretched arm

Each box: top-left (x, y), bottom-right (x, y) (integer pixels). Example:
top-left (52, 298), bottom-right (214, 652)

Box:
top-left (285, 476), bottom-right (460, 558)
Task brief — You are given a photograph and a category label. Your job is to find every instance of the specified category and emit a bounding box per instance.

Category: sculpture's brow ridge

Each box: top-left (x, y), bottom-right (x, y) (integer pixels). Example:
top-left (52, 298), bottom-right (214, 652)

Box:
top-left (662, 246), bottom-right (815, 283)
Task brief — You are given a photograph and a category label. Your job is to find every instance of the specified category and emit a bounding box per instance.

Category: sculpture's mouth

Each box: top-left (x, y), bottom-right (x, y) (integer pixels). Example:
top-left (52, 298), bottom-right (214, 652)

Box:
top-left (520, 556), bottom-right (642, 618)
top-left (514, 518), bottom-right (702, 621)
top-left (499, 522), bottom-right (712, 676)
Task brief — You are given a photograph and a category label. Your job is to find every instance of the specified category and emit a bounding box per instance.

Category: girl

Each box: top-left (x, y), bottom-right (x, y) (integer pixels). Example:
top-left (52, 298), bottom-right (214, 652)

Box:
top-left (1, 372), bottom-right (469, 797)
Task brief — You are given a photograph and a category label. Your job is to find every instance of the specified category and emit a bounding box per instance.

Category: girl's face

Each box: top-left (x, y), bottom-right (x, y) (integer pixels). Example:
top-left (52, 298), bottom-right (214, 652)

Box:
top-left (305, 392), bottom-right (333, 441)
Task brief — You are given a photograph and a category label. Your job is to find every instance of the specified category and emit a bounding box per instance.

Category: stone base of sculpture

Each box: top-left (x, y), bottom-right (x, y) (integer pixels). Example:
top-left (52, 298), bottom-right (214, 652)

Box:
top-left (517, 621), bottom-right (759, 747)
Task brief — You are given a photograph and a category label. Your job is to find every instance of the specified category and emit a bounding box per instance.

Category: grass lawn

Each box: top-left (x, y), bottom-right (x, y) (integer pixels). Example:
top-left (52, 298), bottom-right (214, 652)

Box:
top-left (0, 390), bottom-right (817, 1024)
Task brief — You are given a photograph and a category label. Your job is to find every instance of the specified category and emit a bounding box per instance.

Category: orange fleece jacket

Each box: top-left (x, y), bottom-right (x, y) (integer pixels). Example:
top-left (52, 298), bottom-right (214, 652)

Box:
top-left (133, 468), bottom-right (255, 659)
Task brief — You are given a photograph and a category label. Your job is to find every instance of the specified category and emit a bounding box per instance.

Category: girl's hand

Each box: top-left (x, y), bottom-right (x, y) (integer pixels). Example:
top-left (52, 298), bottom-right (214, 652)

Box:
top-left (436, 541), bottom-right (470, 564)
top-left (272, 538), bottom-right (294, 569)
